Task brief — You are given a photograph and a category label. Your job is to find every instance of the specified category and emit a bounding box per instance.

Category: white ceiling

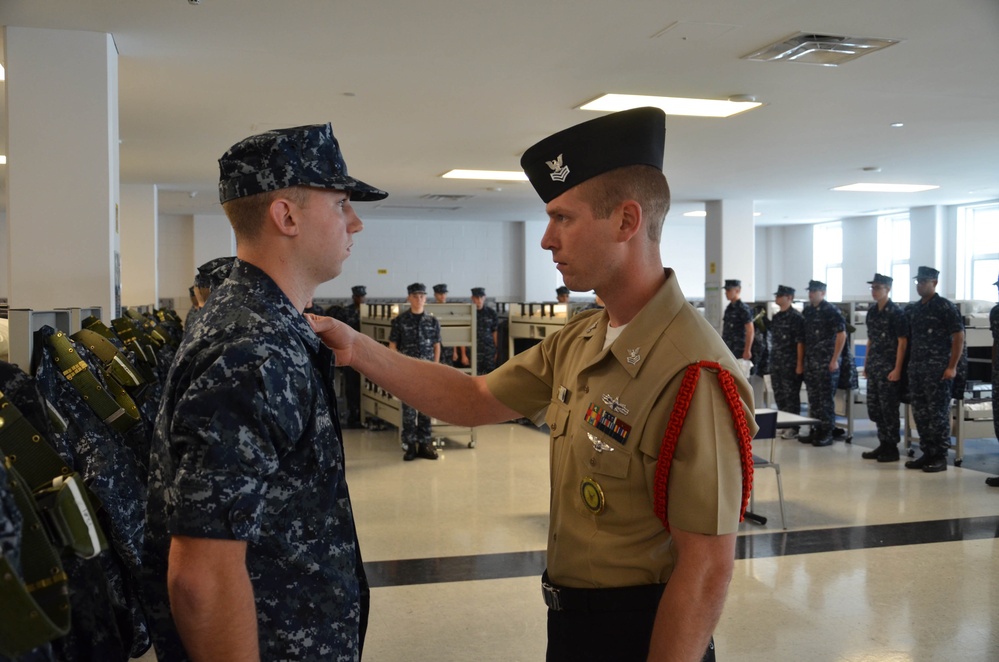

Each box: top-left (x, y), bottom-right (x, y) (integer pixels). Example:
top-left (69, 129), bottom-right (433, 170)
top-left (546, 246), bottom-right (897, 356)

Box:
top-left (1, 0), bottom-right (998, 226)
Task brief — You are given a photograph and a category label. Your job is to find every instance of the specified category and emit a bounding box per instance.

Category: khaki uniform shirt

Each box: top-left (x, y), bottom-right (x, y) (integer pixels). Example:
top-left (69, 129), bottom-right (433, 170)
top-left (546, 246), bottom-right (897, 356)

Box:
top-left (486, 270), bottom-right (754, 588)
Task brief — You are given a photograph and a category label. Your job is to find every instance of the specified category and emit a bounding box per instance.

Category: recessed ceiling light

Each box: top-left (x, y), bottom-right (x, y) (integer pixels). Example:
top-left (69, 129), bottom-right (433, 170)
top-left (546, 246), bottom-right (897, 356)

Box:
top-left (0, 155), bottom-right (6, 165)
top-left (442, 169), bottom-right (528, 181)
top-left (890, 122), bottom-right (904, 128)
top-left (833, 183), bottom-right (939, 193)
top-left (0, 64), bottom-right (5, 81)
top-left (580, 93), bottom-right (761, 118)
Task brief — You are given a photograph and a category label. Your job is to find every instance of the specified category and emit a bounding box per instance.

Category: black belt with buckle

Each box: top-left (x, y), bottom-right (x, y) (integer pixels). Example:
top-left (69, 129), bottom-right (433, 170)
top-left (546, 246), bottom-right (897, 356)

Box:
top-left (541, 570), bottom-right (665, 612)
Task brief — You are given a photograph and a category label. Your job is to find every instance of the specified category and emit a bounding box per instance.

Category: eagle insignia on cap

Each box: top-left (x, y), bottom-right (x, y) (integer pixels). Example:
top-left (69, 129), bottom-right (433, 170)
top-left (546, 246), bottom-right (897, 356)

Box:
top-left (546, 154), bottom-right (570, 182)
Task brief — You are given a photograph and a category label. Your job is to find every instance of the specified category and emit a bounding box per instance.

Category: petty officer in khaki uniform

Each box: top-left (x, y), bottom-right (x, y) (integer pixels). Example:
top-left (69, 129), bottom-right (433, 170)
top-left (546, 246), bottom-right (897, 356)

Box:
top-left (308, 107), bottom-right (756, 662)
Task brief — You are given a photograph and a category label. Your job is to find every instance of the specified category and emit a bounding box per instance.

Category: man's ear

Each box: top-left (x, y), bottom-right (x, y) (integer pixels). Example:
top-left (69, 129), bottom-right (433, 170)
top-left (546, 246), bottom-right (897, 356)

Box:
top-left (615, 199), bottom-right (643, 242)
top-left (266, 196), bottom-right (300, 238)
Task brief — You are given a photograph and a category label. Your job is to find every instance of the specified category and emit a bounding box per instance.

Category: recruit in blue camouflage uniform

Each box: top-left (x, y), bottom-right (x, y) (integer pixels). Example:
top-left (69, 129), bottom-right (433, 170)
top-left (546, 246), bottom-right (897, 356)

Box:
top-left (770, 305), bottom-right (805, 422)
top-left (905, 293), bottom-right (964, 462)
top-left (389, 309), bottom-right (442, 451)
top-left (865, 297), bottom-right (909, 454)
top-left (144, 259), bottom-right (367, 662)
top-left (330, 299), bottom-right (364, 427)
top-left (331, 302), bottom-right (361, 331)
top-left (802, 298), bottom-right (846, 442)
top-left (991, 300), bottom-right (999, 443)
top-left (475, 305), bottom-right (500, 374)
top-left (722, 298), bottom-right (753, 362)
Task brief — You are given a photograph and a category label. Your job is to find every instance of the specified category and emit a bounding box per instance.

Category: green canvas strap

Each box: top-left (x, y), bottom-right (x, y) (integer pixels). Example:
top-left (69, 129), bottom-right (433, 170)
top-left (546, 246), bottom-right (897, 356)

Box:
top-left (0, 460), bottom-right (71, 658)
top-left (81, 316), bottom-right (116, 341)
top-left (111, 317), bottom-right (160, 374)
top-left (92, 316), bottom-right (158, 384)
top-left (70, 328), bottom-right (145, 390)
top-left (0, 391), bottom-right (71, 492)
top-left (46, 332), bottom-right (141, 435)
top-left (0, 391), bottom-right (108, 558)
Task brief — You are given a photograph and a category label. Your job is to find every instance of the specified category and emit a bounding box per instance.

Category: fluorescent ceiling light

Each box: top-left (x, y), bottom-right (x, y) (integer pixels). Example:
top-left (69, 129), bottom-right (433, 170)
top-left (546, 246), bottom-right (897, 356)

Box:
top-left (442, 169), bottom-right (528, 181)
top-left (833, 183), bottom-right (939, 193)
top-left (580, 94), bottom-right (761, 118)
top-left (0, 155), bottom-right (6, 165)
top-left (0, 64), bottom-right (4, 81)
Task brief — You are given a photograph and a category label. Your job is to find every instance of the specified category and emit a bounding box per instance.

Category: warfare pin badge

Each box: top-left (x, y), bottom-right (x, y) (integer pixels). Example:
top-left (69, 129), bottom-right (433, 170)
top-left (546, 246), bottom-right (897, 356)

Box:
top-left (580, 477), bottom-right (605, 515)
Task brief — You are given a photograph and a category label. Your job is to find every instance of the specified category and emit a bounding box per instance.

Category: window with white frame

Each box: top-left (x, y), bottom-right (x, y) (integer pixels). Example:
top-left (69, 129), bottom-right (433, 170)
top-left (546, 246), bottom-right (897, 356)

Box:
top-left (813, 221), bottom-right (843, 301)
top-left (956, 202), bottom-right (999, 301)
top-left (876, 213), bottom-right (911, 302)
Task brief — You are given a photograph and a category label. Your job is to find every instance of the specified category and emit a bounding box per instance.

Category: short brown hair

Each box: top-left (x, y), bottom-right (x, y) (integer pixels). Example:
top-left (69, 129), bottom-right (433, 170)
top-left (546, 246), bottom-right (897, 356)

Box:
top-left (222, 186), bottom-right (311, 242)
top-left (575, 165), bottom-right (670, 242)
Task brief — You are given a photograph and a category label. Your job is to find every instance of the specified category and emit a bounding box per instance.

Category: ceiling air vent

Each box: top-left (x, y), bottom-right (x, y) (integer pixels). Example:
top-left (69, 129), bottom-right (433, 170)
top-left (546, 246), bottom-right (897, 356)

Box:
top-left (742, 32), bottom-right (899, 66)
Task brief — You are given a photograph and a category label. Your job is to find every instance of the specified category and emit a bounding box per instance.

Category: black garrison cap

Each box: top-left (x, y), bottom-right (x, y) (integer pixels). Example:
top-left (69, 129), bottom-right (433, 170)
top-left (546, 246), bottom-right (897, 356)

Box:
top-left (520, 107), bottom-right (666, 203)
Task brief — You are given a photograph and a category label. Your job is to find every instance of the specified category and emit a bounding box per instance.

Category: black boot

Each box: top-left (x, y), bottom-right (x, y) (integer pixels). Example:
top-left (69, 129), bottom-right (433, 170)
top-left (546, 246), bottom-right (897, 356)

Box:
top-left (861, 445), bottom-right (884, 460)
top-left (876, 445), bottom-right (900, 462)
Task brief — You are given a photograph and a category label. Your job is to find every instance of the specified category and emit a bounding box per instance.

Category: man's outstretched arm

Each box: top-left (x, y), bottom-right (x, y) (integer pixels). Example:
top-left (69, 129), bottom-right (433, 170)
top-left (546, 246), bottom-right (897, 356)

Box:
top-left (308, 314), bottom-right (520, 426)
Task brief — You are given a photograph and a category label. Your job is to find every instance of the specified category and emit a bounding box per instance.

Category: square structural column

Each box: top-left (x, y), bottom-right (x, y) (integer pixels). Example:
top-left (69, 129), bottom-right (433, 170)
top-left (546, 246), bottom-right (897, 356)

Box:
top-left (704, 199), bottom-right (755, 332)
top-left (4, 27), bottom-right (120, 318)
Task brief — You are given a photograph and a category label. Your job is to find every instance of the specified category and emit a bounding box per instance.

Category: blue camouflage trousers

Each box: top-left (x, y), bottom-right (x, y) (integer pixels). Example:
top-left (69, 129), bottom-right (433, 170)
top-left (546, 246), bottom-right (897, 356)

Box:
top-left (804, 366), bottom-right (839, 438)
top-left (402, 403), bottom-right (432, 450)
top-left (771, 369), bottom-right (803, 419)
top-left (909, 367), bottom-right (953, 457)
top-left (992, 368), bottom-right (999, 442)
top-left (866, 365), bottom-right (901, 447)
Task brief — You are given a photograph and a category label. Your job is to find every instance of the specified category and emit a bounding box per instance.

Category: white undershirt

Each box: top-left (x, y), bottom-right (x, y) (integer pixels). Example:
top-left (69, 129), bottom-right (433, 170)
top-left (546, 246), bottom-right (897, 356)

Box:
top-left (603, 322), bottom-right (628, 350)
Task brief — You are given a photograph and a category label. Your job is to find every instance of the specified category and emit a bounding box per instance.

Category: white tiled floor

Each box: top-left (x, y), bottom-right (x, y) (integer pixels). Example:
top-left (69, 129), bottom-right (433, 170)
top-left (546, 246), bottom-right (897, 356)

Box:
top-left (136, 420), bottom-right (999, 660)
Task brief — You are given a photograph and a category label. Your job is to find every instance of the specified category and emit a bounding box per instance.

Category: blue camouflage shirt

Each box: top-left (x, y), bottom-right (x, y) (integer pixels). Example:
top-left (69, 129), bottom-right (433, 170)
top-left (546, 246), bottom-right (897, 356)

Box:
top-left (389, 310), bottom-right (441, 361)
top-left (722, 299), bottom-right (753, 358)
top-left (906, 293), bottom-right (964, 373)
top-left (144, 259), bottom-right (365, 662)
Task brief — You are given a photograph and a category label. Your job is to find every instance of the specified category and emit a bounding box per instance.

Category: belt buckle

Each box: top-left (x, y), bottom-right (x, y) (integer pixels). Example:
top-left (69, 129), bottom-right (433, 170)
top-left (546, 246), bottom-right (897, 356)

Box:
top-left (541, 580), bottom-right (562, 611)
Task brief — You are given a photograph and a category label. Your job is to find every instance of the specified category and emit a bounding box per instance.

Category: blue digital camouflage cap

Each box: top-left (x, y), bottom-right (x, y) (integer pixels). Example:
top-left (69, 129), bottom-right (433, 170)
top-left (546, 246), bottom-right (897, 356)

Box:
top-left (520, 107), bottom-right (666, 203)
top-left (432, 284), bottom-right (448, 294)
top-left (915, 265), bottom-right (939, 281)
top-left (774, 285), bottom-right (795, 297)
top-left (407, 282), bottom-right (427, 295)
top-left (471, 287), bottom-right (486, 297)
top-left (867, 273), bottom-right (893, 286)
top-left (196, 256), bottom-right (236, 291)
top-left (351, 285), bottom-right (367, 297)
top-left (555, 286), bottom-right (570, 296)
top-left (724, 279), bottom-right (742, 289)
top-left (218, 123), bottom-right (388, 204)
top-left (806, 279), bottom-right (827, 291)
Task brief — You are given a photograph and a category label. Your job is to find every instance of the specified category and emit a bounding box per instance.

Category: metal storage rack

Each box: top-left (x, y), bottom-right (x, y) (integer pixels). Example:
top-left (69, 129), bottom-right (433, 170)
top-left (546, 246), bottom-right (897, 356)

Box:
top-left (359, 302), bottom-right (478, 449)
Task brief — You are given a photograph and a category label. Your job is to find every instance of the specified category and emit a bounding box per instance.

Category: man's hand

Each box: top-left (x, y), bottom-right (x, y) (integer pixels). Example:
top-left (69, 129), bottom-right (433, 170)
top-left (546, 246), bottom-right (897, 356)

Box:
top-left (306, 314), bottom-right (355, 366)
top-left (942, 366), bottom-right (957, 380)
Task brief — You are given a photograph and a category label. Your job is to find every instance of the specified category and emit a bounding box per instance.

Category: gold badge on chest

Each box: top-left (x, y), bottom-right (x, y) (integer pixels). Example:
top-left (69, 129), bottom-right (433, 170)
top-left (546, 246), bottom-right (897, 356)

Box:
top-left (580, 476), bottom-right (605, 515)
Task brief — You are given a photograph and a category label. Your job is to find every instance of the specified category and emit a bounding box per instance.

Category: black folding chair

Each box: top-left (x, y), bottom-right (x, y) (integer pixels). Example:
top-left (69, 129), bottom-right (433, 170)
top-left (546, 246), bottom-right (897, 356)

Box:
top-left (745, 410), bottom-right (786, 529)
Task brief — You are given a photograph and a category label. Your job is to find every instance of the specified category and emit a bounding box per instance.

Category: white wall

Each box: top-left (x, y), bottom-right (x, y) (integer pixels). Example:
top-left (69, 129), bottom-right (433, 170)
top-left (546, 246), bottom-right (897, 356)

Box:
top-left (158, 214), bottom-right (196, 317)
top-left (316, 218), bottom-right (523, 301)
top-left (661, 217), bottom-right (706, 299)
top-left (148, 201), bottom-right (977, 315)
